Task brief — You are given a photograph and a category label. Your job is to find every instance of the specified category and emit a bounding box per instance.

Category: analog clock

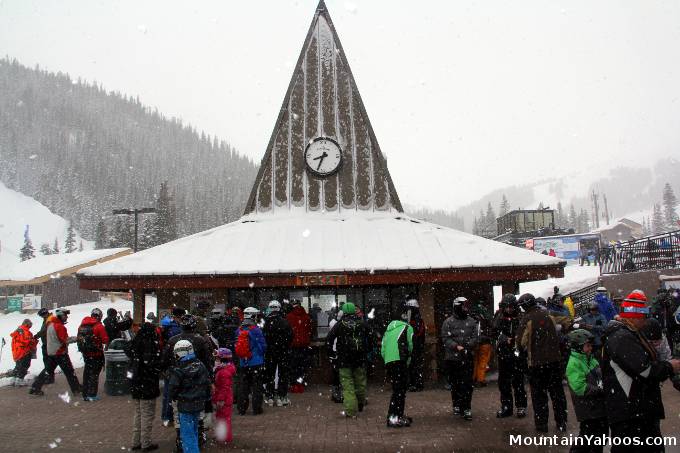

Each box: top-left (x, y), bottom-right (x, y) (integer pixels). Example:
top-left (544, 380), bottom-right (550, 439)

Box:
top-left (304, 137), bottom-right (342, 177)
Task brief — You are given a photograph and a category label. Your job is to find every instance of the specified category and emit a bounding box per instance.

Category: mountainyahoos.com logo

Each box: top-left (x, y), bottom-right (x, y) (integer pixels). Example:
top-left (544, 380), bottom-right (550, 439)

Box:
top-left (509, 434), bottom-right (677, 448)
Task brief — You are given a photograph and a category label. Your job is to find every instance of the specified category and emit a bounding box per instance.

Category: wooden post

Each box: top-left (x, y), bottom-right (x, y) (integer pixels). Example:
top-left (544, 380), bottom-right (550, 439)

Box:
top-left (133, 290), bottom-right (145, 325)
top-left (419, 283), bottom-right (438, 381)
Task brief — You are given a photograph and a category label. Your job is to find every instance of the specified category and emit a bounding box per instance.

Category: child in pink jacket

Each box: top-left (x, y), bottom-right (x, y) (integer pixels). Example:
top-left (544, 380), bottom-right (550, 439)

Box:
top-left (212, 348), bottom-right (236, 443)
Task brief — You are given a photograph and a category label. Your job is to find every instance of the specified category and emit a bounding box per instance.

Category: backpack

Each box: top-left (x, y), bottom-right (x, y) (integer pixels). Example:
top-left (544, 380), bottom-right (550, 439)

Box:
top-left (338, 318), bottom-right (364, 356)
top-left (234, 327), bottom-right (253, 360)
top-left (77, 324), bottom-right (100, 354)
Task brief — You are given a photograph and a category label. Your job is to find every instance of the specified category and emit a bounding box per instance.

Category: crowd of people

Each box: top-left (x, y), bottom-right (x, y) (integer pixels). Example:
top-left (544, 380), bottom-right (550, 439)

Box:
top-left (4, 284), bottom-right (680, 452)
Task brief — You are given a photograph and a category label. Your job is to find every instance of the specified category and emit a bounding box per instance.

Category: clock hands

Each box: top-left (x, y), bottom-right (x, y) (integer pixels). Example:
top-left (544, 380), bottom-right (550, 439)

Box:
top-left (313, 151), bottom-right (328, 171)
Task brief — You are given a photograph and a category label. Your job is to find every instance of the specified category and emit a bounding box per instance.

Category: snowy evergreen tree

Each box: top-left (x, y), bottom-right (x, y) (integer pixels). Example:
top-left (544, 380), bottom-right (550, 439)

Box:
top-left (52, 237), bottom-right (59, 254)
top-left (556, 202), bottom-right (565, 229)
top-left (110, 217), bottom-right (135, 249)
top-left (39, 243), bottom-right (52, 255)
top-left (472, 216), bottom-right (479, 236)
top-left (94, 220), bottom-right (107, 249)
top-left (78, 240), bottom-right (84, 252)
top-left (20, 226), bottom-right (35, 261)
top-left (64, 223), bottom-right (76, 253)
top-left (499, 195), bottom-right (510, 217)
top-left (651, 203), bottom-right (664, 235)
top-left (641, 216), bottom-right (650, 236)
top-left (154, 181), bottom-right (178, 245)
top-left (568, 204), bottom-right (578, 231)
top-left (577, 209), bottom-right (590, 233)
top-left (662, 183), bottom-right (678, 230)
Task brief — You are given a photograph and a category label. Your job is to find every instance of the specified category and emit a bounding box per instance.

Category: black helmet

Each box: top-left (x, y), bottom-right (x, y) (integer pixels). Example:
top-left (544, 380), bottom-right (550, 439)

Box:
top-left (500, 293), bottom-right (517, 308)
top-left (107, 308), bottom-right (117, 318)
top-left (179, 314), bottom-right (197, 331)
top-left (568, 329), bottom-right (594, 350)
top-left (37, 308), bottom-right (49, 317)
top-left (517, 293), bottom-right (537, 311)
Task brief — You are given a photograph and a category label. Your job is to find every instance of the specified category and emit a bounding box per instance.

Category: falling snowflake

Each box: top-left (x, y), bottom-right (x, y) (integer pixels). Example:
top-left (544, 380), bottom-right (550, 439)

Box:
top-left (137, 24), bottom-right (148, 34)
top-left (29, 154), bottom-right (38, 159)
top-left (249, 282), bottom-right (255, 288)
top-left (302, 229), bottom-right (311, 238)
top-left (58, 392), bottom-right (71, 404)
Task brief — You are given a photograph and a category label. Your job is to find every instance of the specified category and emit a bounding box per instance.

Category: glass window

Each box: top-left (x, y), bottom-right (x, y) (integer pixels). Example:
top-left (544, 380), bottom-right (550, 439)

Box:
top-left (228, 289), bottom-right (255, 310)
top-left (310, 289), bottom-right (336, 339)
top-left (365, 287), bottom-right (389, 336)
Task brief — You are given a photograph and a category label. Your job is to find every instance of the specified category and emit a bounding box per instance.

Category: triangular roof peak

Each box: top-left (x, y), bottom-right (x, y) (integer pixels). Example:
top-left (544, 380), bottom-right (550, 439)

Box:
top-left (244, 1), bottom-right (403, 215)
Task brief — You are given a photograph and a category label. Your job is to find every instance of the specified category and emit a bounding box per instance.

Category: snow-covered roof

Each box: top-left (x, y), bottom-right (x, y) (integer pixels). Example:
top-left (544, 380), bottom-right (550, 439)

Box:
top-left (1, 248), bottom-right (131, 282)
top-left (78, 212), bottom-right (563, 278)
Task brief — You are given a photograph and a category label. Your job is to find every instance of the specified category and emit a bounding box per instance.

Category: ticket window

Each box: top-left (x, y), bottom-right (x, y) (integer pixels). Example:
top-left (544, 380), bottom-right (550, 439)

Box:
top-left (310, 289), bottom-right (336, 339)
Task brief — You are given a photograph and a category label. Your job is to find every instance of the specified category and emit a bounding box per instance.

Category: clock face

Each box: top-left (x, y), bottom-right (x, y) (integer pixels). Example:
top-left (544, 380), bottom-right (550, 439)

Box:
top-left (304, 137), bottom-right (342, 177)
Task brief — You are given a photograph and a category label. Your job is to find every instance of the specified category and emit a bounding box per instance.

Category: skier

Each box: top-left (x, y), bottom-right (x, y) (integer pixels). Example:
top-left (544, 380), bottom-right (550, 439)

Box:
top-left (262, 300), bottom-right (293, 407)
top-left (168, 340), bottom-right (211, 453)
top-left (103, 308), bottom-right (133, 343)
top-left (493, 294), bottom-right (527, 418)
top-left (160, 308), bottom-right (184, 427)
top-left (517, 293), bottom-right (568, 433)
top-left (8, 319), bottom-right (37, 386)
top-left (601, 290), bottom-right (680, 452)
top-left (441, 296), bottom-right (479, 421)
top-left (29, 308), bottom-right (81, 396)
top-left (404, 299), bottom-right (426, 392)
top-left (327, 308), bottom-right (344, 403)
top-left (126, 322), bottom-right (162, 452)
top-left (381, 304), bottom-right (414, 427)
top-left (286, 300), bottom-right (312, 393)
top-left (594, 287), bottom-right (617, 322)
top-left (565, 329), bottom-right (607, 453)
top-left (234, 307), bottom-right (267, 415)
top-left (326, 302), bottom-right (369, 418)
top-left (212, 348), bottom-right (236, 444)
top-left (77, 307), bottom-right (110, 401)
top-left (579, 302), bottom-right (607, 354)
top-left (33, 308), bottom-right (55, 384)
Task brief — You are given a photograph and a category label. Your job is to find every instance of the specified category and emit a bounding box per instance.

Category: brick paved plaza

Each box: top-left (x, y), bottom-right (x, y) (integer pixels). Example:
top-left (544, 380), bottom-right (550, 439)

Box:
top-left (2, 373), bottom-right (680, 452)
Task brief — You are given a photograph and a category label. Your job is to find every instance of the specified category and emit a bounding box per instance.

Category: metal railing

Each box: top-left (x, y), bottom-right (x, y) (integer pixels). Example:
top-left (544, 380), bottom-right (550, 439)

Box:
top-left (600, 230), bottom-right (680, 275)
top-left (566, 282), bottom-right (600, 317)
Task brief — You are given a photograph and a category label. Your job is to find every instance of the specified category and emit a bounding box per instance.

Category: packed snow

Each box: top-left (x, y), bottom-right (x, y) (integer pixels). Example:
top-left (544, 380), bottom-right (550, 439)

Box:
top-left (0, 181), bottom-right (92, 269)
top-left (79, 210), bottom-right (564, 278)
top-left (1, 248), bottom-right (130, 281)
top-left (0, 297), bottom-right (132, 387)
top-left (519, 264), bottom-right (601, 300)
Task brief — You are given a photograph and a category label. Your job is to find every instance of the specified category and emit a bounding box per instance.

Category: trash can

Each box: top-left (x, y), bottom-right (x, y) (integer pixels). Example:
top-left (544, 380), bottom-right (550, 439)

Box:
top-left (104, 338), bottom-right (130, 396)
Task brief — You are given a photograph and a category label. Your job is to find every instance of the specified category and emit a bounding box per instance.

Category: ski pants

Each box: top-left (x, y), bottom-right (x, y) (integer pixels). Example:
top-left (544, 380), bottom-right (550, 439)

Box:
top-left (264, 351), bottom-right (289, 398)
top-left (237, 365), bottom-right (264, 415)
top-left (570, 417), bottom-right (608, 453)
top-left (290, 347), bottom-right (309, 385)
top-left (179, 411), bottom-right (201, 453)
top-left (446, 357), bottom-right (474, 411)
top-left (214, 404), bottom-right (233, 443)
top-left (82, 356), bottom-right (104, 398)
top-left (12, 355), bottom-right (32, 379)
top-left (41, 345), bottom-right (55, 383)
top-left (528, 362), bottom-right (567, 429)
top-left (32, 354), bottom-right (80, 393)
top-left (610, 417), bottom-right (664, 453)
top-left (497, 354), bottom-right (527, 411)
top-left (408, 343), bottom-right (425, 390)
top-left (386, 360), bottom-right (409, 419)
top-left (339, 366), bottom-right (366, 416)
top-left (132, 398), bottom-right (156, 449)
top-left (161, 377), bottom-right (174, 422)
top-left (473, 343), bottom-right (492, 383)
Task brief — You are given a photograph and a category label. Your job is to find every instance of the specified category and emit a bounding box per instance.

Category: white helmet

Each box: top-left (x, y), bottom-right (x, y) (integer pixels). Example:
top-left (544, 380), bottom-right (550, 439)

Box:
top-left (596, 286), bottom-right (607, 292)
top-left (174, 339), bottom-right (194, 358)
top-left (243, 307), bottom-right (260, 319)
top-left (405, 299), bottom-right (419, 308)
top-left (453, 296), bottom-right (468, 306)
top-left (268, 300), bottom-right (281, 312)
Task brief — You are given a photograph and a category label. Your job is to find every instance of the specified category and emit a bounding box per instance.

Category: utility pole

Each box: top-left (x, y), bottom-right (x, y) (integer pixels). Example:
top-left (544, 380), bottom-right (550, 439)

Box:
top-left (591, 190), bottom-right (600, 229)
top-left (603, 194), bottom-right (610, 225)
top-left (112, 207), bottom-right (156, 252)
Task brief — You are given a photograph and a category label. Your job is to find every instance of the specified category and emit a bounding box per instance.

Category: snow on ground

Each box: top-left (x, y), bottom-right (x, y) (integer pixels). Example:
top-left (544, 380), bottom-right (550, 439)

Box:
top-left (519, 264), bottom-right (601, 301)
top-left (0, 181), bottom-right (93, 269)
top-left (0, 296), bottom-right (132, 387)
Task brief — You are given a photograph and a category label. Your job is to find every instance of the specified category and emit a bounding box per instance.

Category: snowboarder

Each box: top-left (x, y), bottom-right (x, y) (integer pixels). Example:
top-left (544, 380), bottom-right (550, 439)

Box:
top-left (601, 290), bottom-right (680, 452)
top-left (234, 307), bottom-right (267, 416)
top-left (168, 340), bottom-right (211, 453)
top-left (565, 329), bottom-right (608, 453)
top-left (77, 307), bottom-right (110, 401)
top-left (103, 308), bottom-right (133, 343)
top-left (326, 302), bottom-right (369, 418)
top-left (441, 296), bottom-right (479, 421)
top-left (286, 300), bottom-right (312, 393)
top-left (126, 322), bottom-right (161, 452)
top-left (404, 299), bottom-right (426, 392)
top-left (212, 348), bottom-right (236, 444)
top-left (493, 294), bottom-right (527, 418)
top-left (517, 293), bottom-right (568, 433)
top-left (262, 300), bottom-right (293, 407)
top-left (8, 319), bottom-right (37, 386)
top-left (29, 308), bottom-right (81, 396)
top-left (382, 303), bottom-right (414, 427)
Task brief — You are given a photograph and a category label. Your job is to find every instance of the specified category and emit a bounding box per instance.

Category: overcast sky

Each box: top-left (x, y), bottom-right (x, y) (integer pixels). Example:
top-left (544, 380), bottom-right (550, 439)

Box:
top-left (2, 0), bottom-right (680, 211)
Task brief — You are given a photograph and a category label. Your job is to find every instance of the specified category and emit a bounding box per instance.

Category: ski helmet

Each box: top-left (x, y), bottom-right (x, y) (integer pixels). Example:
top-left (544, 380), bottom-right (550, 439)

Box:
top-left (55, 308), bottom-right (70, 317)
top-left (405, 299), bottom-right (419, 308)
top-left (567, 329), bottom-right (594, 351)
top-left (37, 308), bottom-right (49, 318)
top-left (174, 339), bottom-right (194, 358)
top-left (517, 293), bottom-right (537, 312)
top-left (500, 293), bottom-right (517, 308)
top-left (268, 300), bottom-right (281, 312)
top-left (596, 286), bottom-right (607, 293)
top-left (452, 297), bottom-right (469, 317)
top-left (91, 308), bottom-right (103, 319)
top-left (243, 307), bottom-right (260, 319)
top-left (215, 348), bottom-right (233, 360)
